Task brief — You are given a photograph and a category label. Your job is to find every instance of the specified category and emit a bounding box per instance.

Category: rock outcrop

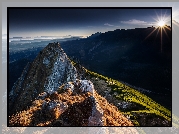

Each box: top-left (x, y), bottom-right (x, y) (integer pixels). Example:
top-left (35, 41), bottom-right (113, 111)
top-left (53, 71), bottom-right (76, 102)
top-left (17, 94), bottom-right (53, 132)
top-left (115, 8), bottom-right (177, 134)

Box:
top-left (9, 42), bottom-right (77, 116)
top-left (9, 42), bottom-right (134, 126)
top-left (9, 79), bottom-right (134, 126)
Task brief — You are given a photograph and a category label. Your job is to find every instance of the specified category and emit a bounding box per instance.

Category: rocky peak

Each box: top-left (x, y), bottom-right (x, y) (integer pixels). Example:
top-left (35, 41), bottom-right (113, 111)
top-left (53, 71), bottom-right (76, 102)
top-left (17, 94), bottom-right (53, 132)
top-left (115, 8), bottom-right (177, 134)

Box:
top-left (9, 42), bottom-right (77, 115)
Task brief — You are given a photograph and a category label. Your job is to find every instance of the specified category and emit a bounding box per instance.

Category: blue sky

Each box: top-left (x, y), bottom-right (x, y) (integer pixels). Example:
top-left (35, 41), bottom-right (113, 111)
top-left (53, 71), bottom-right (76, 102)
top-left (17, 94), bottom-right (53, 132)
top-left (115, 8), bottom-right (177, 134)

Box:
top-left (9, 8), bottom-right (171, 38)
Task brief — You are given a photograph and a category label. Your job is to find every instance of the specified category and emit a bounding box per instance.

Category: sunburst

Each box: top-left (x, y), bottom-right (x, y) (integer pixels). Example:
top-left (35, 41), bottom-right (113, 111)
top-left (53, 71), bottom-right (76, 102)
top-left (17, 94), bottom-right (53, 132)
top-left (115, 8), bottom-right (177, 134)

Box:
top-left (145, 10), bottom-right (171, 53)
top-left (158, 20), bottom-right (165, 27)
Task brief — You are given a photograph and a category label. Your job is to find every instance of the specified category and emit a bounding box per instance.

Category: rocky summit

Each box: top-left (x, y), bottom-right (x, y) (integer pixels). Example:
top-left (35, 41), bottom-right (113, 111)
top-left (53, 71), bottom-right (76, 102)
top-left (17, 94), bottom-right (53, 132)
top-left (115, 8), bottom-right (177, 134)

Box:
top-left (9, 42), bottom-right (133, 126)
top-left (9, 42), bottom-right (77, 116)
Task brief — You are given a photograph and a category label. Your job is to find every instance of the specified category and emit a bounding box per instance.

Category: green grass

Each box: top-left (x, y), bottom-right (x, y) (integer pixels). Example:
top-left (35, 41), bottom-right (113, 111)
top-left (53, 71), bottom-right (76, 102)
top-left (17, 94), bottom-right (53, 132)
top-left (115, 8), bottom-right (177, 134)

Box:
top-left (86, 68), bottom-right (171, 120)
top-left (70, 60), bottom-right (174, 126)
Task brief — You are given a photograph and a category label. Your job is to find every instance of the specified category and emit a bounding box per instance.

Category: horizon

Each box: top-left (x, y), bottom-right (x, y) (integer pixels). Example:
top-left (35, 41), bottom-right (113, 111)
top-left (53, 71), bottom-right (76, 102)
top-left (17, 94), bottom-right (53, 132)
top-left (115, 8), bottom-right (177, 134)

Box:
top-left (8, 8), bottom-right (171, 38)
top-left (7, 24), bottom-right (172, 40)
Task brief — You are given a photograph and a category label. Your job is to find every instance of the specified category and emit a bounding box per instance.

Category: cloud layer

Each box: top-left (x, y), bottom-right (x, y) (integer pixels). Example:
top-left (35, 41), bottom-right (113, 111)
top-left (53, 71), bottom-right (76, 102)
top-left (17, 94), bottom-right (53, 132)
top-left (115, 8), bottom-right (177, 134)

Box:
top-left (120, 19), bottom-right (148, 25)
top-left (104, 23), bottom-right (114, 26)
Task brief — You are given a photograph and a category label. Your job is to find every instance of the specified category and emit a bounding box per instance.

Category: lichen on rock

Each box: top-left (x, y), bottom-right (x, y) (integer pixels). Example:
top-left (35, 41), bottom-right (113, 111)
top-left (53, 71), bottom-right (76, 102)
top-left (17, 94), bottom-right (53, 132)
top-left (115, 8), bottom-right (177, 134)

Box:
top-left (79, 80), bottom-right (94, 95)
top-left (43, 43), bottom-right (77, 94)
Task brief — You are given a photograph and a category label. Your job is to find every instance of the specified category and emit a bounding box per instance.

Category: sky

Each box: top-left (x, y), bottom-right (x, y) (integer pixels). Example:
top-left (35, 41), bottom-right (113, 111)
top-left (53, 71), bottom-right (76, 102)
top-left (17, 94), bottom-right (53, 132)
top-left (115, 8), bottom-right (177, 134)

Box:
top-left (9, 8), bottom-right (171, 38)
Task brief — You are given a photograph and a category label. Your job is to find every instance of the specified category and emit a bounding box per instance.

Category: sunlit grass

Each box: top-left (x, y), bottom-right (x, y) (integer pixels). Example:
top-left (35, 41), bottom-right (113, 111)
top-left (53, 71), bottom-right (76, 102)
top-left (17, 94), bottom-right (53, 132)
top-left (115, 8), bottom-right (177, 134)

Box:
top-left (70, 60), bottom-right (172, 125)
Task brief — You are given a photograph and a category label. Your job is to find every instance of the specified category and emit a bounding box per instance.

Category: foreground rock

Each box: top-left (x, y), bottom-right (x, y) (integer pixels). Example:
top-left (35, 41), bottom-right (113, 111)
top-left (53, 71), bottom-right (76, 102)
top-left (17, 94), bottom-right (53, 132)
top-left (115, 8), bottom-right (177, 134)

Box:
top-left (9, 80), bottom-right (134, 126)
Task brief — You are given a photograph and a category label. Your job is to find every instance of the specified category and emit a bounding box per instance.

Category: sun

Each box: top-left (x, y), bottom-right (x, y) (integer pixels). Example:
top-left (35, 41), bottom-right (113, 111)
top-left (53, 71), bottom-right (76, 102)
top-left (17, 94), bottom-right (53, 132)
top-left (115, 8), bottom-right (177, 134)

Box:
top-left (158, 20), bottom-right (165, 27)
top-left (145, 11), bottom-right (171, 53)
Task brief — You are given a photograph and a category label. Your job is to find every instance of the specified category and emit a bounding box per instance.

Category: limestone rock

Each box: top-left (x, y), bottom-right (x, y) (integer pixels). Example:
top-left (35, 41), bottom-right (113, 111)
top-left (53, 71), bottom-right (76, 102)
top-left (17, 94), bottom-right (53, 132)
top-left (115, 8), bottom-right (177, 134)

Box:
top-left (9, 42), bottom-right (77, 115)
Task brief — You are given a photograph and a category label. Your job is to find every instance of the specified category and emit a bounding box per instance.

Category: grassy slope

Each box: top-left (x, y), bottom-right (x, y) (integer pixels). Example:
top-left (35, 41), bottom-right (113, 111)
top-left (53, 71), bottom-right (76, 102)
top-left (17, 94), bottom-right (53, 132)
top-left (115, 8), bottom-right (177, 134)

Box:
top-left (71, 61), bottom-right (179, 127)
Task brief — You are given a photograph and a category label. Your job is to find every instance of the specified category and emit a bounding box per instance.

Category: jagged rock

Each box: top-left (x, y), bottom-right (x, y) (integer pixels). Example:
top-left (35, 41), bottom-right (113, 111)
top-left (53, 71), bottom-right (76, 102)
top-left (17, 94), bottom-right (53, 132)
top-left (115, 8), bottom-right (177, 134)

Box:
top-left (9, 42), bottom-right (77, 116)
top-left (79, 80), bottom-right (94, 94)
top-left (88, 96), bottom-right (104, 126)
top-left (9, 80), bottom-right (134, 126)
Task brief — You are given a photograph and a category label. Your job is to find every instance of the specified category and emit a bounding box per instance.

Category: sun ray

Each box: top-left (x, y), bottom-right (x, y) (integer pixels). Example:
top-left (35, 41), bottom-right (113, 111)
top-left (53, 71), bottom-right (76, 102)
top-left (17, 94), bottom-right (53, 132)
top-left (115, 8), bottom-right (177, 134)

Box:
top-left (160, 27), bottom-right (163, 53)
top-left (164, 25), bottom-right (171, 31)
top-left (144, 28), bottom-right (158, 40)
top-left (163, 9), bottom-right (168, 20)
top-left (154, 10), bottom-right (160, 22)
top-left (163, 26), bottom-right (170, 40)
top-left (156, 27), bottom-right (160, 38)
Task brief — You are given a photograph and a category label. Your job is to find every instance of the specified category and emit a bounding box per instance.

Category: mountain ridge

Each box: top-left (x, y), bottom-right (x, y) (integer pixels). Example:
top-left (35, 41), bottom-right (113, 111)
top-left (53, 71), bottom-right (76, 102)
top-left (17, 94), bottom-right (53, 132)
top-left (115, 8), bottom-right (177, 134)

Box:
top-left (9, 42), bottom-right (135, 127)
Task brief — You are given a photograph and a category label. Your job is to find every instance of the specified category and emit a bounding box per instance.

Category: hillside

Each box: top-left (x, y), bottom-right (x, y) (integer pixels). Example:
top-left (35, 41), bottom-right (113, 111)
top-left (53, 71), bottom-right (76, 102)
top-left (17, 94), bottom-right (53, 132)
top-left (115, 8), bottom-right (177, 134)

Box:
top-left (72, 61), bottom-right (171, 126)
top-left (9, 42), bottom-right (172, 127)
top-left (61, 26), bottom-right (172, 109)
